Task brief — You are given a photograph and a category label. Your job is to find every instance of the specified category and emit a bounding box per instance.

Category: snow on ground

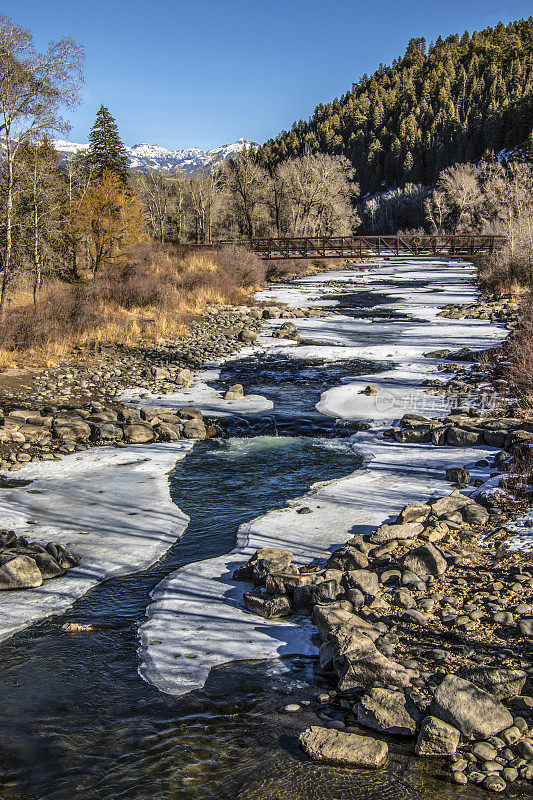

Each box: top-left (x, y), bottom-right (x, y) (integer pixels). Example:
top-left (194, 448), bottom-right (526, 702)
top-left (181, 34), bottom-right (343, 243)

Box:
top-left (121, 380), bottom-right (274, 417)
top-left (138, 436), bottom-right (494, 695)
top-left (0, 442), bottom-right (192, 642)
top-left (139, 257), bottom-right (507, 697)
top-left (504, 510), bottom-right (533, 552)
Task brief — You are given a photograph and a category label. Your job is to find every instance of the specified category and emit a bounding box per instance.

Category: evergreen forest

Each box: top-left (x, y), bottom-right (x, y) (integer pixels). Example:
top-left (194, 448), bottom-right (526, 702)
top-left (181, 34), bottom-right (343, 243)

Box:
top-left (258, 19), bottom-right (533, 194)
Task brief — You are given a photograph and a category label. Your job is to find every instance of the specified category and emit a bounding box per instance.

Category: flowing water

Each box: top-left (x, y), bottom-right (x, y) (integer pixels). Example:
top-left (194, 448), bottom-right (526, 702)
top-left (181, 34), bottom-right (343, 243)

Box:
top-left (0, 269), bottom-right (526, 800)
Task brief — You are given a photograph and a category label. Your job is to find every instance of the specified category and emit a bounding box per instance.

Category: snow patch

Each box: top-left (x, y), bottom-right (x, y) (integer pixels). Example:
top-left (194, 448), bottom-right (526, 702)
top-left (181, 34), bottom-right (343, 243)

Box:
top-left (0, 442), bottom-right (192, 642)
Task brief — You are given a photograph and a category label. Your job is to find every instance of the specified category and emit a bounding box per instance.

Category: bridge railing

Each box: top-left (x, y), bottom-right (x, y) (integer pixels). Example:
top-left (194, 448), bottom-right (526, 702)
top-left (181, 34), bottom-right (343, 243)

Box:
top-left (181, 234), bottom-right (505, 260)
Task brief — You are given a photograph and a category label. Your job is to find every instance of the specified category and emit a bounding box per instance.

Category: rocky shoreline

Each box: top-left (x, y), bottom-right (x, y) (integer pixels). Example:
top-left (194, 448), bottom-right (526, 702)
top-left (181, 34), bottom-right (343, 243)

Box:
top-left (0, 303), bottom-right (331, 471)
top-left (0, 260), bottom-right (531, 796)
top-left (229, 293), bottom-right (533, 794)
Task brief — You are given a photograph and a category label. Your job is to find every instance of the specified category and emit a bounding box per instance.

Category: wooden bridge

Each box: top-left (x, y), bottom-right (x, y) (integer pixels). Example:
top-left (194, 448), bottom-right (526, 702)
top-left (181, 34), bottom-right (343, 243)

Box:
top-left (186, 234), bottom-right (504, 260)
top-left (247, 234), bottom-right (504, 260)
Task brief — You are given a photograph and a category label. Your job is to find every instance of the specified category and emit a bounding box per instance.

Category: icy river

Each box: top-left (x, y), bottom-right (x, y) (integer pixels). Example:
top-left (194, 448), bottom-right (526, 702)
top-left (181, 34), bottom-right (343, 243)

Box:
top-left (0, 258), bottom-right (524, 800)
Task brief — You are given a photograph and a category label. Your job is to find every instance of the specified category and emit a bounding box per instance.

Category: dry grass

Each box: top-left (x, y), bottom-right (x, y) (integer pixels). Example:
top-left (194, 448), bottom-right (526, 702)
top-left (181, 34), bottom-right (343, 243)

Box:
top-left (0, 243), bottom-right (264, 368)
top-left (507, 303), bottom-right (533, 407)
top-left (477, 244), bottom-right (533, 297)
top-left (501, 446), bottom-right (533, 503)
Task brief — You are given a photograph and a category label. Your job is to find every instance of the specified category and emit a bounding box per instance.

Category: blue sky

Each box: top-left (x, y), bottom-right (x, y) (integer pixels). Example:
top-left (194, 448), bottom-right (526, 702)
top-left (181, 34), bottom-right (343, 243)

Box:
top-left (4, 0), bottom-right (531, 150)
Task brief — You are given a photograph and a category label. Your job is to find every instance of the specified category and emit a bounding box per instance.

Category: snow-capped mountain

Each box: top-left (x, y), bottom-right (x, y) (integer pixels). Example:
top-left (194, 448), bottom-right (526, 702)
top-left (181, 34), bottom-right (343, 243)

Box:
top-left (52, 138), bottom-right (257, 173)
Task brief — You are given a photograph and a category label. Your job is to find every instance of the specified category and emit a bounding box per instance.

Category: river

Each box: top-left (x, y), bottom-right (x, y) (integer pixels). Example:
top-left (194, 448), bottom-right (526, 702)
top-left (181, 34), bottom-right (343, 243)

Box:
top-left (0, 258), bottom-right (524, 800)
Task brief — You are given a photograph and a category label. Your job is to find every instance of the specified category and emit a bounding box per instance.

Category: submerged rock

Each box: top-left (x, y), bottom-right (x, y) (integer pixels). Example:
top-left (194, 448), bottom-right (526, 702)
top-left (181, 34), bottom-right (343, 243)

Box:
top-left (299, 726), bottom-right (388, 768)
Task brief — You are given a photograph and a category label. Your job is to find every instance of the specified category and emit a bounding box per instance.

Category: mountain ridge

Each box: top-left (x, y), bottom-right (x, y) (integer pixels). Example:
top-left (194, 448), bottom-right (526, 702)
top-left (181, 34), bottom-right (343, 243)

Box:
top-left (52, 137), bottom-right (257, 173)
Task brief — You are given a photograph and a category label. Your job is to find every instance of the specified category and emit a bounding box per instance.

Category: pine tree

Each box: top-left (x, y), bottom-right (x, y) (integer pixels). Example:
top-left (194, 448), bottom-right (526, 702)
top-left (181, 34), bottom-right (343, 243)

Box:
top-left (257, 18), bottom-right (533, 195)
top-left (86, 105), bottom-right (129, 183)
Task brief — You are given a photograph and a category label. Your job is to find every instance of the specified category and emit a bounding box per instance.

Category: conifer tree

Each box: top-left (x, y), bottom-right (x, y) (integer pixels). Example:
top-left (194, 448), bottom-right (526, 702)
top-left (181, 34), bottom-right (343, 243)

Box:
top-left (86, 105), bottom-right (129, 183)
top-left (258, 18), bottom-right (533, 195)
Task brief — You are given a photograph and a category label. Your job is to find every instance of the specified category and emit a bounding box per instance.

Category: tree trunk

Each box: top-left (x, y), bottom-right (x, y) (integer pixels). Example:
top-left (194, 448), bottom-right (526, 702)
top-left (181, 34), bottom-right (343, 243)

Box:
top-left (33, 204), bottom-right (41, 308)
top-left (0, 141), bottom-right (14, 319)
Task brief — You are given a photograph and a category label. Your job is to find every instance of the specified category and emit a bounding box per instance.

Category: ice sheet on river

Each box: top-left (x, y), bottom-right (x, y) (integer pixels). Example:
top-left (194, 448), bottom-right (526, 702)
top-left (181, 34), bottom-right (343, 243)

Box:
top-left (0, 443), bottom-right (192, 642)
top-left (138, 437), bottom-right (494, 695)
top-left (122, 379), bottom-right (274, 417)
top-left (139, 258), bottom-right (507, 696)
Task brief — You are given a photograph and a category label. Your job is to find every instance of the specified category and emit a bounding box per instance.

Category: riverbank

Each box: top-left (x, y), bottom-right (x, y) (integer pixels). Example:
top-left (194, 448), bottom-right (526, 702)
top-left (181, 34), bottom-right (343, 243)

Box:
top-left (0, 256), bottom-right (531, 800)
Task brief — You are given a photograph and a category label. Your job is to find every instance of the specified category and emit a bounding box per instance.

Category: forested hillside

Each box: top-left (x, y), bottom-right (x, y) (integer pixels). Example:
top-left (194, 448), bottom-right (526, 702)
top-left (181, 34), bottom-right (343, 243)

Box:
top-left (258, 19), bottom-right (533, 194)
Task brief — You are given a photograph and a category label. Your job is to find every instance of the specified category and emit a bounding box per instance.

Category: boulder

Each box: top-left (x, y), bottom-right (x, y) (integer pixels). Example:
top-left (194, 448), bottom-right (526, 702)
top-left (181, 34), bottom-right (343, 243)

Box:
top-left (45, 542), bottom-right (80, 569)
top-left (90, 422), bottom-right (124, 442)
top-left (461, 668), bottom-right (527, 699)
top-left (299, 726), bottom-right (388, 768)
top-left (262, 307), bottom-right (282, 319)
top-left (415, 716), bottom-right (460, 756)
top-left (403, 543), bottom-right (447, 578)
top-left (122, 423), bottom-right (156, 444)
top-left (182, 418), bottom-right (207, 439)
top-left (326, 545), bottom-right (369, 570)
top-left (342, 569), bottom-right (380, 597)
top-left (505, 430), bottom-right (533, 450)
top-left (177, 407), bottom-right (203, 421)
top-left (399, 413), bottom-right (431, 428)
top-left (429, 491), bottom-right (473, 519)
top-left (356, 688), bottom-right (420, 736)
top-left (0, 555), bottom-right (43, 589)
top-left (446, 467), bottom-right (471, 487)
top-left (312, 605), bottom-right (380, 642)
top-left (431, 675), bottom-right (513, 740)
top-left (27, 550), bottom-right (65, 579)
top-left (151, 366), bottom-right (171, 381)
top-left (53, 417), bottom-right (92, 441)
top-left (446, 427), bottom-right (482, 447)
top-left (265, 568), bottom-right (312, 595)
top-left (272, 321), bottom-right (298, 339)
top-left (233, 547), bottom-right (293, 585)
top-left (370, 522), bottom-right (424, 544)
top-left (394, 427), bottom-right (432, 444)
top-left (462, 503), bottom-right (489, 525)
top-left (243, 592), bottom-right (291, 618)
top-left (238, 327), bottom-right (257, 344)
top-left (224, 384), bottom-right (244, 400)
top-left (156, 422), bottom-right (181, 442)
top-left (337, 641), bottom-right (410, 690)
top-left (396, 502), bottom-right (431, 524)
top-left (393, 588), bottom-right (416, 609)
top-left (174, 368), bottom-right (194, 387)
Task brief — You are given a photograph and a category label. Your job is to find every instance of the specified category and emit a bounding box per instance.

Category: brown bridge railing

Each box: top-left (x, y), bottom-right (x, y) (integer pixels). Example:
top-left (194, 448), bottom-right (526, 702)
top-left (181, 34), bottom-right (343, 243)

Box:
top-left (185, 234), bottom-right (504, 260)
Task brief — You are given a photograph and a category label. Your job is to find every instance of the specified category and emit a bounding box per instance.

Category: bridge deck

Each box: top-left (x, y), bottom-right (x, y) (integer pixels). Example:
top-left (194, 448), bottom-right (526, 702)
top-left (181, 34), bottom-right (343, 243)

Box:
top-left (185, 235), bottom-right (504, 260)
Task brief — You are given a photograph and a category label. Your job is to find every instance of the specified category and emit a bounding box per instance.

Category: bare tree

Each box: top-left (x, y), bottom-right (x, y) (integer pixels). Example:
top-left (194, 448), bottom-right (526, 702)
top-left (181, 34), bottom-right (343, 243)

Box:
top-left (425, 163), bottom-right (483, 233)
top-left (276, 152), bottom-right (359, 236)
top-left (223, 147), bottom-right (269, 238)
top-left (14, 139), bottom-right (68, 305)
top-left (64, 149), bottom-right (93, 278)
top-left (131, 169), bottom-right (171, 242)
top-left (0, 15), bottom-right (83, 315)
top-left (188, 168), bottom-right (223, 243)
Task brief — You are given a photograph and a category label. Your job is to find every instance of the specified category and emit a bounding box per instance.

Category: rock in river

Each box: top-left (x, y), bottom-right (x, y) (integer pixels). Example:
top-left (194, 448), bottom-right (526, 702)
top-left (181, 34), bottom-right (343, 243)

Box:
top-left (415, 716), bottom-right (461, 756)
top-left (431, 675), bottom-right (513, 740)
top-left (299, 726), bottom-right (388, 768)
top-left (356, 688), bottom-right (420, 736)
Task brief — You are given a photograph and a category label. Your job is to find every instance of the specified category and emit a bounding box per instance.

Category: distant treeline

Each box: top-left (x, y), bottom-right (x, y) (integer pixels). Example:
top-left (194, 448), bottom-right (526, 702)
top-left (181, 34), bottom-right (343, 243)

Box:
top-left (257, 19), bottom-right (533, 194)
